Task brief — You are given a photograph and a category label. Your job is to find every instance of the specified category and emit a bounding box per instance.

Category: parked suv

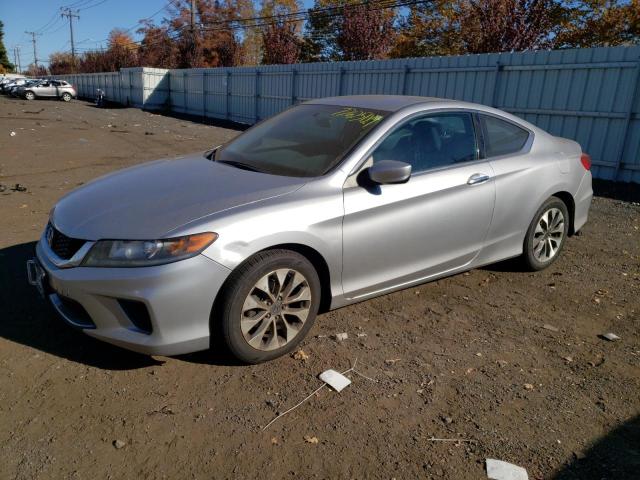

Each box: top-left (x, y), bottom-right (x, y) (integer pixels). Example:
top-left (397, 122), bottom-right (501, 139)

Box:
top-left (23, 80), bottom-right (76, 101)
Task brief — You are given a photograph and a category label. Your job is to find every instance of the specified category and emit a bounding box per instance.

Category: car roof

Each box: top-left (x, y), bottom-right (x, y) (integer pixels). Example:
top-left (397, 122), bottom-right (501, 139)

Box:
top-left (305, 94), bottom-right (547, 136)
top-left (306, 95), bottom-right (447, 112)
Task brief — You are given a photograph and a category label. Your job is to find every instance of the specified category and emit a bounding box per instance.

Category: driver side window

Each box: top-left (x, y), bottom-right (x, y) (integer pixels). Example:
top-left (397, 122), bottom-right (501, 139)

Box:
top-left (371, 112), bottom-right (478, 174)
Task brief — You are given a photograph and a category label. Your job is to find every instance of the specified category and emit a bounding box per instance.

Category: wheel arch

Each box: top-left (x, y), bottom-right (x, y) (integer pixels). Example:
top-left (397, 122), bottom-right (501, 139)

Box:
top-left (210, 242), bottom-right (333, 336)
top-left (550, 191), bottom-right (576, 235)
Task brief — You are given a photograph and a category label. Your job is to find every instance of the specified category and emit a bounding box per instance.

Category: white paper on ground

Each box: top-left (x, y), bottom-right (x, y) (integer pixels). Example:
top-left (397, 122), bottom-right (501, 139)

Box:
top-left (486, 459), bottom-right (529, 480)
top-left (319, 369), bottom-right (351, 392)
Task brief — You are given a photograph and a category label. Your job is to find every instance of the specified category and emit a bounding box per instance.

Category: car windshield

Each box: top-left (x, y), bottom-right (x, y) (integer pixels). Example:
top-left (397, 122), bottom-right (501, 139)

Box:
top-left (215, 104), bottom-right (389, 177)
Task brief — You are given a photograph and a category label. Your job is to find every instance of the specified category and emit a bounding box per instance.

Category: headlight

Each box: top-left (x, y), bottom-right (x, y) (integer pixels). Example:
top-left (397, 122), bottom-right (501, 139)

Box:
top-left (81, 232), bottom-right (218, 267)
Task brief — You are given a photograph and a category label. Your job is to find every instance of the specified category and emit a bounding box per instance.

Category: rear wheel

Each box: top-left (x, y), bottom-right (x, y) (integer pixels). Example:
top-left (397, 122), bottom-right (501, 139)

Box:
top-left (218, 250), bottom-right (321, 363)
top-left (522, 196), bottom-right (569, 271)
top-left (61, 92), bottom-right (72, 102)
top-left (24, 91), bottom-right (35, 100)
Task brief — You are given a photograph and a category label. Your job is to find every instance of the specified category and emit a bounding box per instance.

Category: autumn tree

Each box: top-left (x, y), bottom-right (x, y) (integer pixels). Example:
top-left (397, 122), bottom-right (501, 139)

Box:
top-left (24, 64), bottom-right (48, 77)
top-left (105, 28), bottom-right (139, 69)
top-left (556, 0), bottom-right (640, 47)
top-left (458, 0), bottom-right (562, 53)
top-left (303, 0), bottom-right (397, 61)
top-left (237, 0), bottom-right (261, 65)
top-left (337, 3), bottom-right (395, 60)
top-left (261, 22), bottom-right (301, 64)
top-left (167, 0), bottom-right (241, 68)
top-left (302, 0), bottom-right (349, 61)
top-left (391, 1), bottom-right (465, 58)
top-left (49, 52), bottom-right (78, 75)
top-left (138, 21), bottom-right (178, 68)
top-left (78, 51), bottom-right (110, 73)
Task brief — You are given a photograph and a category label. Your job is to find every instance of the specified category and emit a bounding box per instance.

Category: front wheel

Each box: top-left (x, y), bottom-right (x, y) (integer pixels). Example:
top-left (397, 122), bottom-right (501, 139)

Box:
top-left (61, 92), bottom-right (72, 102)
top-left (218, 250), bottom-right (321, 364)
top-left (522, 196), bottom-right (569, 271)
top-left (24, 91), bottom-right (35, 100)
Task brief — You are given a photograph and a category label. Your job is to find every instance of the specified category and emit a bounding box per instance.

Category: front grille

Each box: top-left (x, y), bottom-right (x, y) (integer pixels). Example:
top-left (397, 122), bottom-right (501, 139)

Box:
top-left (47, 223), bottom-right (85, 260)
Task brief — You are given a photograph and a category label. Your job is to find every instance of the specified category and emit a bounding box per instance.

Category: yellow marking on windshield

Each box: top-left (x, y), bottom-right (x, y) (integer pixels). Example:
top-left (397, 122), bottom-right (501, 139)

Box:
top-left (331, 107), bottom-right (384, 128)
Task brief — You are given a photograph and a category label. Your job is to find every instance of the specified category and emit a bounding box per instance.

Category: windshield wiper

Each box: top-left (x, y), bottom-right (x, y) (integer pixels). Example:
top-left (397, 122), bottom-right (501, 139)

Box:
top-left (216, 159), bottom-right (263, 173)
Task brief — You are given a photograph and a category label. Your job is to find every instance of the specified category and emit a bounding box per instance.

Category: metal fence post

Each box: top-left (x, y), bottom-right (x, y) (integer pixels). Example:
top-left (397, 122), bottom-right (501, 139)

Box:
top-left (226, 70), bottom-right (231, 121)
top-left (290, 68), bottom-right (297, 106)
top-left (202, 71), bottom-right (207, 120)
top-left (613, 56), bottom-right (640, 181)
top-left (491, 61), bottom-right (503, 107)
top-left (166, 70), bottom-right (171, 111)
top-left (255, 69), bottom-right (260, 122)
top-left (401, 65), bottom-right (411, 95)
top-left (183, 71), bottom-right (187, 113)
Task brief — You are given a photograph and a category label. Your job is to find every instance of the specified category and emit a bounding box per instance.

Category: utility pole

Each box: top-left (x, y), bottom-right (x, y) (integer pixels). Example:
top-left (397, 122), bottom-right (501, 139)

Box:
top-left (190, 0), bottom-right (196, 35)
top-left (13, 46), bottom-right (20, 73)
top-left (24, 31), bottom-right (40, 69)
top-left (16, 46), bottom-right (21, 73)
top-left (61, 8), bottom-right (80, 61)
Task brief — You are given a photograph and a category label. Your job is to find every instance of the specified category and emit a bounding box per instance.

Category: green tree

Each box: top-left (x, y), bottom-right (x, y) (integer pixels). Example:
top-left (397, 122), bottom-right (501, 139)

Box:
top-left (0, 21), bottom-right (15, 72)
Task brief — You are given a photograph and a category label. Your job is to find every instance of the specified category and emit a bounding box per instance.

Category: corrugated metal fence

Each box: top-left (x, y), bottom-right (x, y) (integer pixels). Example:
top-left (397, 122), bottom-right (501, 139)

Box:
top-left (55, 46), bottom-right (640, 183)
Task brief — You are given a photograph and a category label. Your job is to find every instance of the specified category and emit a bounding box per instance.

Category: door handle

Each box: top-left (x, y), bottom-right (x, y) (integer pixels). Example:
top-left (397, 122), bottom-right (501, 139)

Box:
top-left (467, 173), bottom-right (491, 185)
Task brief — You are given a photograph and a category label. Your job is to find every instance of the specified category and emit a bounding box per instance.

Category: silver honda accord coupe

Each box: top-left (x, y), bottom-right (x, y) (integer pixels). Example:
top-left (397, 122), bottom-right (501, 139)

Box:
top-left (27, 95), bottom-right (593, 363)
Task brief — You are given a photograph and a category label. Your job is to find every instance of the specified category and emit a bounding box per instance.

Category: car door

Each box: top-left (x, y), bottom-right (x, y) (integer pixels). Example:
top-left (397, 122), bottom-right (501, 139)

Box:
top-left (475, 113), bottom-right (543, 261)
top-left (341, 111), bottom-right (496, 300)
top-left (37, 81), bottom-right (55, 97)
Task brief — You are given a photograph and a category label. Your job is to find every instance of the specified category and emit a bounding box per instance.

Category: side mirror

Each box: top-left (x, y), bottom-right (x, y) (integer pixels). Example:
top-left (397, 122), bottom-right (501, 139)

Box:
top-left (204, 145), bottom-right (221, 160)
top-left (367, 160), bottom-right (412, 185)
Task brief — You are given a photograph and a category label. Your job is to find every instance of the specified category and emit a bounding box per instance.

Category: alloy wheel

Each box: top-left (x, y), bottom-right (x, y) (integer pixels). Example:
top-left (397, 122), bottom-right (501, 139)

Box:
top-left (532, 207), bottom-right (565, 262)
top-left (240, 268), bottom-right (312, 351)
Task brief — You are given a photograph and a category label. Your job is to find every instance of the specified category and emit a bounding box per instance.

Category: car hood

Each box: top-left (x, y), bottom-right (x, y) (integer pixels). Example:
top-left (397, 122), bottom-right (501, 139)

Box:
top-left (51, 155), bottom-right (307, 240)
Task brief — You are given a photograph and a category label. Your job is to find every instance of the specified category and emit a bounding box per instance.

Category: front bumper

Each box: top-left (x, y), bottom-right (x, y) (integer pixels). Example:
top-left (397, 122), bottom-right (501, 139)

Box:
top-left (34, 240), bottom-right (231, 356)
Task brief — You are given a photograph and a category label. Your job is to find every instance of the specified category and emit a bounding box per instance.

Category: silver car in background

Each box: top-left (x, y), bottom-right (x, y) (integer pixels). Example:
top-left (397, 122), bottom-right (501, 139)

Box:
top-left (23, 79), bottom-right (76, 101)
top-left (27, 96), bottom-right (593, 363)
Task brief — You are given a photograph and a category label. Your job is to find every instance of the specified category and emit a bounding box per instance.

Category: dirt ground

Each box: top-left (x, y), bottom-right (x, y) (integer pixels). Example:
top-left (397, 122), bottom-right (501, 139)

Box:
top-left (1, 96), bottom-right (639, 480)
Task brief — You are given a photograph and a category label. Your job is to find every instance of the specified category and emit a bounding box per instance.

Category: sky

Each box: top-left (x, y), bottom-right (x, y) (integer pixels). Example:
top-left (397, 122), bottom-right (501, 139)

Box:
top-left (1, 0), bottom-right (313, 69)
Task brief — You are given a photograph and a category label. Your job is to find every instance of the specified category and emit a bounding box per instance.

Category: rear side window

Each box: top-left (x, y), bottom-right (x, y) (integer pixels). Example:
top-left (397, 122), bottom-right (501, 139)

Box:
top-left (480, 115), bottom-right (529, 157)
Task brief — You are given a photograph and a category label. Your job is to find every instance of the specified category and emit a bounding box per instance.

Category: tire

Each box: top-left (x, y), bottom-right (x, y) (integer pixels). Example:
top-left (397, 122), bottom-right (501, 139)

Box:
top-left (218, 249), bottom-right (321, 364)
top-left (24, 91), bottom-right (35, 100)
top-left (61, 92), bottom-right (72, 102)
top-left (522, 196), bottom-right (570, 271)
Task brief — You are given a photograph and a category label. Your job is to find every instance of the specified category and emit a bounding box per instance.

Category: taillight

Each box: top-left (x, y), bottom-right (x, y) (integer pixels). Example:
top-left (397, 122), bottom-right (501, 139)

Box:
top-left (580, 153), bottom-right (591, 170)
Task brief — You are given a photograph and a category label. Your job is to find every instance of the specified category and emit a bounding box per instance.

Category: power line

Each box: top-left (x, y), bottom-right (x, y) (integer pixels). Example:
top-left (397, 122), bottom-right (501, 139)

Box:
top-left (34, 11), bottom-right (62, 34)
top-left (196, 0), bottom-right (424, 33)
top-left (77, 0), bottom-right (110, 11)
top-left (54, 0), bottom-right (420, 57)
top-left (196, 0), bottom-right (413, 29)
top-left (46, 20), bottom-right (70, 36)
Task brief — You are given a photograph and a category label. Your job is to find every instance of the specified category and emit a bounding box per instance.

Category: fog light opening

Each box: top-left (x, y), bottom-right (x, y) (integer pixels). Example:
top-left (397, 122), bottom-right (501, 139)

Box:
top-left (118, 299), bottom-right (153, 335)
